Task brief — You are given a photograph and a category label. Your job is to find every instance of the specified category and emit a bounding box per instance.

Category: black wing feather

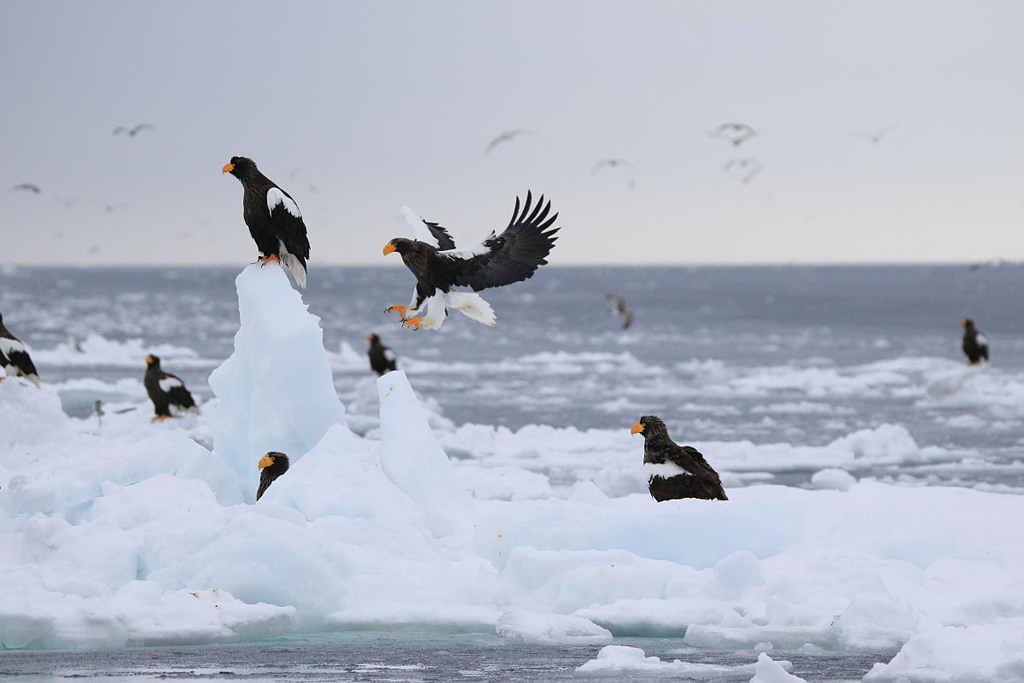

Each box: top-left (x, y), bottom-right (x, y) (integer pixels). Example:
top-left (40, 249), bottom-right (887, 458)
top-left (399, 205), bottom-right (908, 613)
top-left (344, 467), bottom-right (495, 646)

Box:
top-left (423, 219), bottom-right (457, 251)
top-left (441, 191), bottom-right (559, 292)
top-left (268, 191), bottom-right (311, 263)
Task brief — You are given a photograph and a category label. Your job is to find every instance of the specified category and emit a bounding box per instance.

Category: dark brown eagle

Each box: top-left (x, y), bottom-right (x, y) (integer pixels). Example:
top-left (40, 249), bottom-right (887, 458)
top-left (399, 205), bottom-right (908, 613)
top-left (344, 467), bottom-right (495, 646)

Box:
top-left (223, 156), bottom-right (311, 287)
top-left (144, 354), bottom-right (200, 421)
top-left (0, 313), bottom-right (41, 387)
top-left (257, 451), bottom-right (290, 500)
top-left (382, 192), bottom-right (559, 330)
top-left (631, 415), bottom-right (728, 501)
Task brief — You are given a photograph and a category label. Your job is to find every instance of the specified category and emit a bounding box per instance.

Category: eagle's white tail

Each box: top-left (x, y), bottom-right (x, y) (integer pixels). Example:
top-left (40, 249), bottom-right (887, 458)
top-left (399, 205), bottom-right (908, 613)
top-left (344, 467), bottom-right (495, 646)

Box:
top-left (278, 241), bottom-right (307, 288)
top-left (445, 291), bottom-right (497, 327)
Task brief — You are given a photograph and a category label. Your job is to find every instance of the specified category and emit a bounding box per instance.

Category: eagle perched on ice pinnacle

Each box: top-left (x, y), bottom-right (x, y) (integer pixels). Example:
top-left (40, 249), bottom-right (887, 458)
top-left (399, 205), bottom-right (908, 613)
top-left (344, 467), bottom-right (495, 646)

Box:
top-left (382, 192), bottom-right (560, 330)
top-left (222, 156), bottom-right (311, 288)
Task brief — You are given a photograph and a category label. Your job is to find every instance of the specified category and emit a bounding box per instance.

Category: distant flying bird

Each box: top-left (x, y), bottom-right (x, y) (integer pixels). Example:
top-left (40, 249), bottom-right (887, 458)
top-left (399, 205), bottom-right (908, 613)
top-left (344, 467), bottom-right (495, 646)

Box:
top-left (484, 129), bottom-right (531, 155)
top-left (607, 294), bottom-right (634, 330)
top-left (9, 183), bottom-right (41, 194)
top-left (960, 319), bottom-right (989, 365)
top-left (591, 158), bottom-right (632, 174)
top-left (849, 124), bottom-right (900, 145)
top-left (257, 451), bottom-right (290, 500)
top-left (383, 192), bottom-right (560, 330)
top-left (98, 201), bottom-right (129, 213)
top-left (113, 123), bottom-right (154, 137)
top-left (144, 354), bottom-right (200, 421)
top-left (0, 313), bottom-right (41, 388)
top-left (707, 122), bottom-right (757, 146)
top-left (723, 158), bottom-right (764, 184)
top-left (631, 416), bottom-right (728, 501)
top-left (366, 333), bottom-right (397, 376)
top-left (223, 156), bottom-right (311, 288)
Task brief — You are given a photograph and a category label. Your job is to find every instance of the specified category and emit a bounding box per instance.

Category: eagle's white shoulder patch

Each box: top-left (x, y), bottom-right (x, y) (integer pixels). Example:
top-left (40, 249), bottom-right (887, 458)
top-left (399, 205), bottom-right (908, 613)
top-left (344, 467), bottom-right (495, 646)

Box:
top-left (643, 461), bottom-right (690, 479)
top-left (267, 187), bottom-right (302, 218)
top-left (159, 376), bottom-right (183, 392)
top-left (0, 337), bottom-right (25, 356)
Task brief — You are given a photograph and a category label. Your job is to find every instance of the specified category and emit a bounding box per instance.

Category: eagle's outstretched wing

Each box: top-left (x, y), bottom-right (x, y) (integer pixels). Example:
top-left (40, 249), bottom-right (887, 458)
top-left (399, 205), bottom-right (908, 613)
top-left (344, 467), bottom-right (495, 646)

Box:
top-left (402, 207), bottom-right (457, 250)
top-left (438, 192), bottom-right (559, 292)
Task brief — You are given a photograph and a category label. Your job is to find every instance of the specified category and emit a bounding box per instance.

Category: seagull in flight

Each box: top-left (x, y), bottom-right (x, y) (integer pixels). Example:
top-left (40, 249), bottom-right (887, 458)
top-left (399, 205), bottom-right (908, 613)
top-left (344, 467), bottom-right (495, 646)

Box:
top-left (707, 122), bottom-right (757, 146)
top-left (723, 158), bottom-right (764, 184)
top-left (484, 129), bottom-right (531, 155)
top-left (849, 124), bottom-right (900, 144)
top-left (607, 294), bottom-right (634, 329)
top-left (113, 123), bottom-right (154, 137)
top-left (10, 183), bottom-right (41, 194)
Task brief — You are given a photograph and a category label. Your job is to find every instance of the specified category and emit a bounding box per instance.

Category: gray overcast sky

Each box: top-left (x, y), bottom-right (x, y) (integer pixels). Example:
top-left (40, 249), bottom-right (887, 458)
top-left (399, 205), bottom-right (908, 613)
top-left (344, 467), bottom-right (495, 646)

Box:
top-left (2, 1), bottom-right (1023, 266)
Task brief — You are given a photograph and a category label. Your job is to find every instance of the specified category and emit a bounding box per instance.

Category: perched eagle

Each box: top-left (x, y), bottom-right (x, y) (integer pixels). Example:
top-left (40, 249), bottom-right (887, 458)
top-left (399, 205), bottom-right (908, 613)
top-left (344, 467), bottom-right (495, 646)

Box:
top-left (144, 354), bottom-right (200, 421)
top-left (223, 156), bottom-right (311, 288)
top-left (366, 333), bottom-right (397, 376)
top-left (257, 451), bottom-right (290, 500)
top-left (630, 415), bottom-right (728, 501)
top-left (960, 318), bottom-right (989, 365)
top-left (0, 313), bottom-right (41, 387)
top-left (382, 192), bottom-right (560, 330)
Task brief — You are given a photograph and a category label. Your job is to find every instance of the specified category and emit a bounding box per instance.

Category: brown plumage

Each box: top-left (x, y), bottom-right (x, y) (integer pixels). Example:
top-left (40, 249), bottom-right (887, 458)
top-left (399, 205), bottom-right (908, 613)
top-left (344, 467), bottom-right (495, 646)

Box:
top-left (631, 415), bottom-right (728, 501)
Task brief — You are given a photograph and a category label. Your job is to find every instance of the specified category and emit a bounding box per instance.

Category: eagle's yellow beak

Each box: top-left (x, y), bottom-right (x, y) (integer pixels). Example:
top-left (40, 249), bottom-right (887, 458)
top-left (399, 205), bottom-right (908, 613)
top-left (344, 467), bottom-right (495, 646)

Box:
top-left (383, 242), bottom-right (397, 256)
top-left (258, 454), bottom-right (274, 469)
top-left (630, 422), bottom-right (644, 435)
top-left (959, 319), bottom-right (968, 328)
top-left (145, 355), bottom-right (155, 365)
top-left (222, 162), bottom-right (234, 174)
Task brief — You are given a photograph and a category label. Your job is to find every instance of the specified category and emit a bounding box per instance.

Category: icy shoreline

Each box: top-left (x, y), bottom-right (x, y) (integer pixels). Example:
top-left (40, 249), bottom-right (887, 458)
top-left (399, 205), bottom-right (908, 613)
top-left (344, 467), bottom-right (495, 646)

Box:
top-left (3, 264), bottom-right (1024, 681)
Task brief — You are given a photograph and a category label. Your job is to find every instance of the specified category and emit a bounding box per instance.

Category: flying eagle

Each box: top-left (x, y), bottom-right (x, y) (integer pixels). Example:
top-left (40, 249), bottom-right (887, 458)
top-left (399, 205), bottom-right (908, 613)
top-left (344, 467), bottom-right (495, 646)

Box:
top-left (366, 333), bottom-right (397, 376)
top-left (0, 313), bottom-right (41, 387)
top-left (960, 318), bottom-right (989, 365)
top-left (631, 415), bottom-right (728, 501)
top-left (223, 156), bottom-right (311, 287)
top-left (257, 451), bottom-right (290, 500)
top-left (144, 354), bottom-right (200, 421)
top-left (382, 192), bottom-right (560, 330)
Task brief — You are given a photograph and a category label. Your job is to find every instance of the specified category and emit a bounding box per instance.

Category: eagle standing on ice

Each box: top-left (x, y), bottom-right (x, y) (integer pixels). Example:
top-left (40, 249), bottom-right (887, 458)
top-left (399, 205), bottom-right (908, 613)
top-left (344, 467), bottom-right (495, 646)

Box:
top-left (222, 156), bottom-right (311, 288)
top-left (960, 318), bottom-right (989, 365)
top-left (144, 354), bottom-right (200, 421)
top-left (0, 313), bottom-right (41, 387)
top-left (366, 333), bottom-right (397, 376)
top-left (257, 451), bottom-right (290, 500)
top-left (631, 415), bottom-right (728, 501)
top-left (382, 192), bottom-right (560, 330)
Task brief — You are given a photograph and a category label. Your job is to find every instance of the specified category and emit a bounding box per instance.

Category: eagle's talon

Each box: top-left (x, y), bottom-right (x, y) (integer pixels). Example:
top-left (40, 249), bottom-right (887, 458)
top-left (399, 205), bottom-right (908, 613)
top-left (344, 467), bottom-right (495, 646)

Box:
top-left (385, 305), bottom-right (408, 316)
top-left (151, 414), bottom-right (172, 422)
top-left (259, 254), bottom-right (281, 266)
top-left (402, 317), bottom-right (424, 329)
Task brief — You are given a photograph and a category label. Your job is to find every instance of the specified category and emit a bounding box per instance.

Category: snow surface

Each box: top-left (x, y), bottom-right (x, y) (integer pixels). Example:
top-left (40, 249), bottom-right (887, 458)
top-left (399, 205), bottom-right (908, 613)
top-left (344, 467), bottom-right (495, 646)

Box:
top-left (3, 264), bottom-right (1024, 681)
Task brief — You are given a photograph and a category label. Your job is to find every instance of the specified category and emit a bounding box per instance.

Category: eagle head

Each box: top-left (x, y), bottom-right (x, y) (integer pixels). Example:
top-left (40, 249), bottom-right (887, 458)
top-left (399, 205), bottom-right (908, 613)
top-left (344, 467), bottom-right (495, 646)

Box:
top-left (631, 415), bottom-right (668, 440)
top-left (145, 354), bottom-right (160, 366)
top-left (383, 238), bottom-right (416, 256)
top-left (222, 156), bottom-right (257, 179)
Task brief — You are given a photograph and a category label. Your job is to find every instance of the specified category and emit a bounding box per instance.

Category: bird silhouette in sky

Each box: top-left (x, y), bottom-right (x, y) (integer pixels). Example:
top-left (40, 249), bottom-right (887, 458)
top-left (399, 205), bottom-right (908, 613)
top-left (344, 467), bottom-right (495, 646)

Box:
top-left (113, 123), bottom-right (154, 137)
top-left (849, 124), bottom-right (900, 145)
top-left (484, 129), bottom-right (531, 155)
top-left (723, 158), bottom-right (764, 184)
top-left (10, 183), bottom-right (41, 194)
top-left (707, 122), bottom-right (757, 146)
top-left (592, 158), bottom-right (636, 189)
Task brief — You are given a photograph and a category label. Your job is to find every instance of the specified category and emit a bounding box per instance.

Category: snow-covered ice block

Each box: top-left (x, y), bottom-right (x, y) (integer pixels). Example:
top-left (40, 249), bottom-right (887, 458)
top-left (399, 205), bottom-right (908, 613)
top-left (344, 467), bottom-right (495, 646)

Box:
top-left (210, 264), bottom-right (351, 482)
top-left (495, 610), bottom-right (611, 644)
top-left (377, 370), bottom-right (474, 538)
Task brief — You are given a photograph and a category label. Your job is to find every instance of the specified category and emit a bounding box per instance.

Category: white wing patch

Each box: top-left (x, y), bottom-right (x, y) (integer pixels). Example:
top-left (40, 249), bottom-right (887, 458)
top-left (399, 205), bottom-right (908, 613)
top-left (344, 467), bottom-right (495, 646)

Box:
top-left (159, 376), bottom-right (183, 393)
top-left (976, 333), bottom-right (989, 346)
top-left (643, 461), bottom-right (690, 479)
top-left (401, 206), bottom-right (440, 248)
top-left (267, 187), bottom-right (302, 218)
top-left (440, 242), bottom-right (493, 262)
top-left (0, 338), bottom-right (26, 356)
top-left (384, 349), bottom-right (397, 362)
